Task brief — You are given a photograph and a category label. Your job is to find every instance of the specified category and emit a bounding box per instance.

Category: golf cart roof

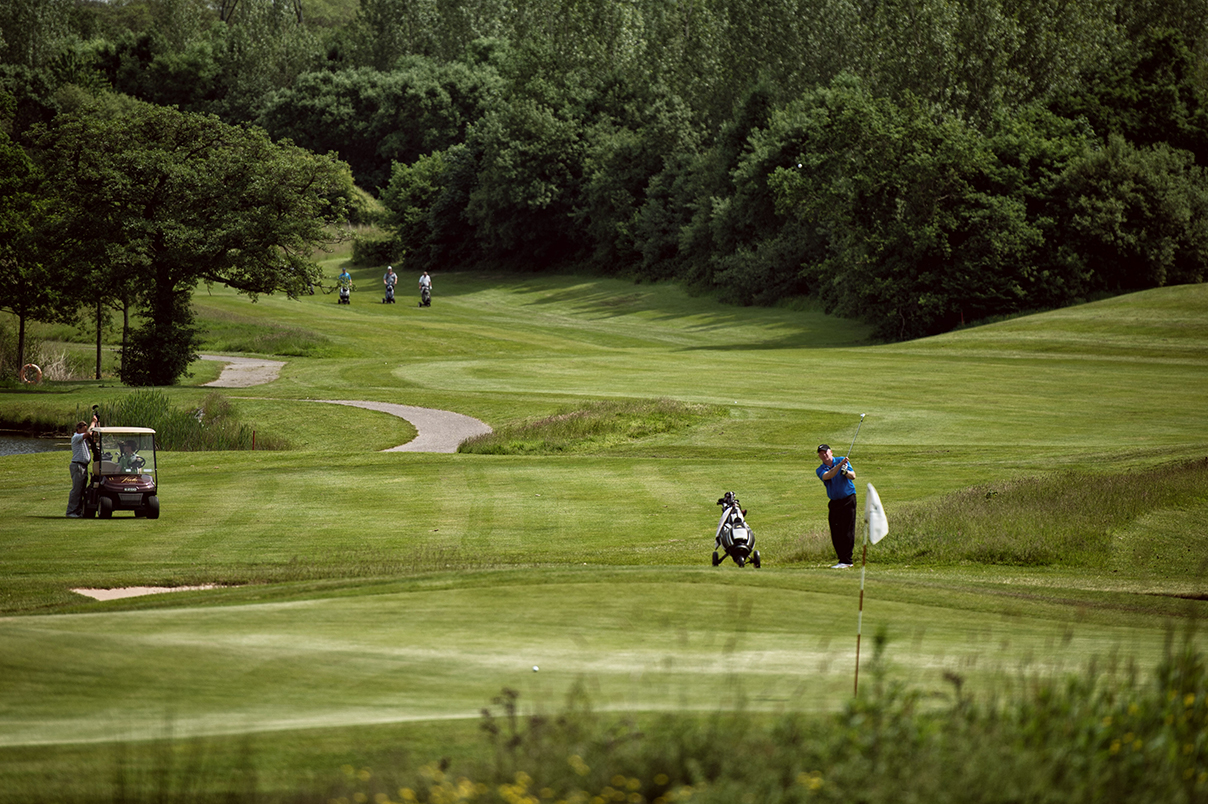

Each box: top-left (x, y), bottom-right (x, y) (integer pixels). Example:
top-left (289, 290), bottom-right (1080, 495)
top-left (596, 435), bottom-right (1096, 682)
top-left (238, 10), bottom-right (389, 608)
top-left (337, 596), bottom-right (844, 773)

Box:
top-left (93, 427), bottom-right (156, 435)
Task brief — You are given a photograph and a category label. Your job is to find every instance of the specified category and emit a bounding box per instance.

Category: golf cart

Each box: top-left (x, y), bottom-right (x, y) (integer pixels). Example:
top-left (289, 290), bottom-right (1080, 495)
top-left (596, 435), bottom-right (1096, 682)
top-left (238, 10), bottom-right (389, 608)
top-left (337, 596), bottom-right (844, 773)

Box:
top-left (83, 427), bottom-right (160, 519)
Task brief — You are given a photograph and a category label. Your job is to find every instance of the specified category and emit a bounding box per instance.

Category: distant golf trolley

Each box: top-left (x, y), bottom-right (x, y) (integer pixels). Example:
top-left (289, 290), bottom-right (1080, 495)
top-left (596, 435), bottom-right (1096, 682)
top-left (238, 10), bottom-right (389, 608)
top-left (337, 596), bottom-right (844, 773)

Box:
top-left (84, 427), bottom-right (160, 519)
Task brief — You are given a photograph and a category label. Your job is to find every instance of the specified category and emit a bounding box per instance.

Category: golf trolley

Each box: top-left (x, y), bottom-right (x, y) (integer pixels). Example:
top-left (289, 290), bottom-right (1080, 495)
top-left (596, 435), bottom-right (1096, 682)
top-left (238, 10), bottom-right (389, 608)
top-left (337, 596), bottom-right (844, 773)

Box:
top-left (419, 285), bottom-right (431, 307)
top-left (383, 282), bottom-right (395, 303)
top-left (712, 491), bottom-right (760, 568)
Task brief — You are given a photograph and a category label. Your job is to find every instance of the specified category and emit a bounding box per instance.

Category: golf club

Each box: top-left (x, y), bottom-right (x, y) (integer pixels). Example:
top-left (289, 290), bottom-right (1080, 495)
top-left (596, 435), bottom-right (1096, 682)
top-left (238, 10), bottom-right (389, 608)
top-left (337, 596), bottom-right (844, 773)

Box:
top-left (844, 413), bottom-right (866, 464)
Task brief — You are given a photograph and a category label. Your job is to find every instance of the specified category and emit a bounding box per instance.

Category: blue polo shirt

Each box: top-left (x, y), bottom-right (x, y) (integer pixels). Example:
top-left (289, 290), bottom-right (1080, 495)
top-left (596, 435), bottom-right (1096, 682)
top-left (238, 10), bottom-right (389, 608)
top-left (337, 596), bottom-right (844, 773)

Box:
top-left (817, 457), bottom-right (856, 500)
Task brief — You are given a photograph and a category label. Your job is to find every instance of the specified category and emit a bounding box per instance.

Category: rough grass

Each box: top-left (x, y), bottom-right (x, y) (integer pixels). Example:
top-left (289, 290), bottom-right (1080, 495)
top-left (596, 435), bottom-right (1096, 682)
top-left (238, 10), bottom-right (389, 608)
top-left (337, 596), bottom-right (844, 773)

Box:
top-left (781, 458), bottom-right (1208, 569)
top-left (200, 307), bottom-right (338, 357)
top-left (881, 458), bottom-right (1208, 568)
top-left (458, 399), bottom-right (727, 454)
top-left (95, 389), bottom-right (288, 450)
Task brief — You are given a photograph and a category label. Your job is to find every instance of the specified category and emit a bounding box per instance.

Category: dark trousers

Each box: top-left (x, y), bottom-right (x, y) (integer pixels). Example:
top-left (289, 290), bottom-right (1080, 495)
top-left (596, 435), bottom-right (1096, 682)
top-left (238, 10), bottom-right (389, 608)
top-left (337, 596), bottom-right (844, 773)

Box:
top-left (828, 493), bottom-right (857, 564)
top-left (67, 462), bottom-right (88, 516)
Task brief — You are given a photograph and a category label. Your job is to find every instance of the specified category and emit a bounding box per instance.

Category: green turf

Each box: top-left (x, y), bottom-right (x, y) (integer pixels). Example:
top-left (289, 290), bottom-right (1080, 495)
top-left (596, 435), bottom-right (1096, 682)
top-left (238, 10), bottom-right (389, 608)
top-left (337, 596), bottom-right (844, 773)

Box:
top-left (0, 269), bottom-right (1206, 797)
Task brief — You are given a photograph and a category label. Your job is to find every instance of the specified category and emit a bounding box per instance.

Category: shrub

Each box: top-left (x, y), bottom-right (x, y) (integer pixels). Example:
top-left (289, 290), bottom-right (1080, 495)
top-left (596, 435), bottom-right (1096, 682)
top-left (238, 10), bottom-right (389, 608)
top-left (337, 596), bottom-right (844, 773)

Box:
top-left (351, 234), bottom-right (396, 266)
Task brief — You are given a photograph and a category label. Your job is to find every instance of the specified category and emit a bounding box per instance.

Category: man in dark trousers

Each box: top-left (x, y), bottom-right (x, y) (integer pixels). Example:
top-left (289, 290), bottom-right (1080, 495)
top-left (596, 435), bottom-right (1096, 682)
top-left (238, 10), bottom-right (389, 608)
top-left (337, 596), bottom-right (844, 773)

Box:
top-left (816, 444), bottom-right (856, 568)
top-left (66, 414), bottom-right (97, 517)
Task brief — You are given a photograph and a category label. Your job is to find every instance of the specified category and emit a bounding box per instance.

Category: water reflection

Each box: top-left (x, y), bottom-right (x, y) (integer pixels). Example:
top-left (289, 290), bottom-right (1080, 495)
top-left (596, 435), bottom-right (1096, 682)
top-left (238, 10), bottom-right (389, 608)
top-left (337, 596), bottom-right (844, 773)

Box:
top-left (0, 434), bottom-right (67, 456)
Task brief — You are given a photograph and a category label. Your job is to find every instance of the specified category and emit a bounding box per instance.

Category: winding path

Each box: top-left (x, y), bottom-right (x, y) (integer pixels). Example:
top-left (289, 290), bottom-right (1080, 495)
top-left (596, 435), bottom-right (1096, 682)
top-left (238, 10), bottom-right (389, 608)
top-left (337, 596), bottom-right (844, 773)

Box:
top-left (200, 355), bottom-right (286, 387)
top-left (199, 355), bottom-right (492, 453)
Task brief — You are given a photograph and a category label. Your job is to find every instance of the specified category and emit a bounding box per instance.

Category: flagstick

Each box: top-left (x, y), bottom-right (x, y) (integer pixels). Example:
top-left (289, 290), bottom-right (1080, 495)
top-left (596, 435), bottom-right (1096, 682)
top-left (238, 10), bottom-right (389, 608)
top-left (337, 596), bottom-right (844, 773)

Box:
top-left (854, 483), bottom-right (888, 697)
top-left (854, 526), bottom-right (869, 696)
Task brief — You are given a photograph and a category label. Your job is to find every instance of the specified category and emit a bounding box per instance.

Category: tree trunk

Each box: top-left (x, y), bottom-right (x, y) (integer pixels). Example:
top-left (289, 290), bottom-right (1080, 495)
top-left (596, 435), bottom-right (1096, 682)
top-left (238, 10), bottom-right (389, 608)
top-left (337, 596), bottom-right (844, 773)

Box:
top-left (17, 314), bottom-right (26, 376)
top-left (95, 297), bottom-right (102, 380)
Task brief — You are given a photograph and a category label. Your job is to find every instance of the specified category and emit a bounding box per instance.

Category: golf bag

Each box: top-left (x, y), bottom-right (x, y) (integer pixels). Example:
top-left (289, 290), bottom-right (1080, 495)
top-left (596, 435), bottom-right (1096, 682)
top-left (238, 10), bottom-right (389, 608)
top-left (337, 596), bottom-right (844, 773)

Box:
top-left (338, 284), bottom-right (350, 304)
top-left (713, 491), bottom-right (760, 568)
top-left (419, 285), bottom-right (431, 307)
top-left (383, 282), bottom-right (395, 303)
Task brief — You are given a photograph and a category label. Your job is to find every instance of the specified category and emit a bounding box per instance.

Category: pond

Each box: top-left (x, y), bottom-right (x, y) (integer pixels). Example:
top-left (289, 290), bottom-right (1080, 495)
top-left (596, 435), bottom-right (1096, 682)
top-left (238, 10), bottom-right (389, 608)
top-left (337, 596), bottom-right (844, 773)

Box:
top-left (0, 434), bottom-right (68, 457)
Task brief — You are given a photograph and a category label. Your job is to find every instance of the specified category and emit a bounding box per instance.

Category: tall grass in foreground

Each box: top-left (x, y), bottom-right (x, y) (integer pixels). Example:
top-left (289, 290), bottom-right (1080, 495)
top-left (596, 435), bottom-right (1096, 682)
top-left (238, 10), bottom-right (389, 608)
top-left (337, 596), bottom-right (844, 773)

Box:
top-left (88, 390), bottom-right (287, 451)
top-left (20, 632), bottom-right (1205, 804)
top-left (458, 399), bottom-right (726, 454)
top-left (786, 458), bottom-right (1208, 568)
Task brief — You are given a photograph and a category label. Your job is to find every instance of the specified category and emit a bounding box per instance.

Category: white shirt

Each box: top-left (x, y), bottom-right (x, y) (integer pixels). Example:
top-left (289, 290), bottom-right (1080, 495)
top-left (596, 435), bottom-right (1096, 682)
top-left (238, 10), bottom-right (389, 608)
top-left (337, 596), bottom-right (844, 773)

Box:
top-left (71, 432), bottom-right (91, 464)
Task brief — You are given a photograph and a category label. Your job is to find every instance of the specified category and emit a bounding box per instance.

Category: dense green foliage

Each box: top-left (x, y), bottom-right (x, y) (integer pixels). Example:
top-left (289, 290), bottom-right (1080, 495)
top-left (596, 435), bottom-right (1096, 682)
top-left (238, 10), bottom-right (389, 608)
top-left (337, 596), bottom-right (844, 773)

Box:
top-left (3, 0), bottom-right (1208, 372)
top-left (25, 96), bottom-right (352, 384)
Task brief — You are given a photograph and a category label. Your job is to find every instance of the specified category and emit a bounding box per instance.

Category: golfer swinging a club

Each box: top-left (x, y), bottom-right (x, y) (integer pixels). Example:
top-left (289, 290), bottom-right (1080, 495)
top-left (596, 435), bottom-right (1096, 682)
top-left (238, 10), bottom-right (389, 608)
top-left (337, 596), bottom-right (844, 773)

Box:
top-left (816, 444), bottom-right (856, 568)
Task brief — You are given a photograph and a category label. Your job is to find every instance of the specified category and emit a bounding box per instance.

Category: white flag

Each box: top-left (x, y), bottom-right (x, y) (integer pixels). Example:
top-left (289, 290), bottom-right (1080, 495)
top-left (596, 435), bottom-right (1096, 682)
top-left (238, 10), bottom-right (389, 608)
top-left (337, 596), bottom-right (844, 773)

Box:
top-left (866, 483), bottom-right (888, 544)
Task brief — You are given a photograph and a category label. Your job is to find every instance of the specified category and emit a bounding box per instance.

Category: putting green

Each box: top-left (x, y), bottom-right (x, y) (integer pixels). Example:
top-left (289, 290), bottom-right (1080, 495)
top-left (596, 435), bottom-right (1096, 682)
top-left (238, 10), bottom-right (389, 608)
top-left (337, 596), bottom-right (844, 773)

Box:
top-left (0, 569), bottom-right (1174, 747)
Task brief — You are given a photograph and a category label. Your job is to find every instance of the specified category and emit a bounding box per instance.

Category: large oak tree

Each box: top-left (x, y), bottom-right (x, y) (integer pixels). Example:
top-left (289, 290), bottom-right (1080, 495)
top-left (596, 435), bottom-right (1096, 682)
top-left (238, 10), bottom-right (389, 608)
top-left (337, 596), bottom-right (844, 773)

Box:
top-left (33, 97), bottom-right (352, 385)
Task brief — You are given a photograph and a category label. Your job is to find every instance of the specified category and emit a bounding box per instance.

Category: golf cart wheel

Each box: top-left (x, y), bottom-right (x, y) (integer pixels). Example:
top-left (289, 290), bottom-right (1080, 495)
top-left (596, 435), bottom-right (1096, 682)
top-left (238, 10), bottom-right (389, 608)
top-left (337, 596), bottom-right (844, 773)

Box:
top-left (146, 496), bottom-right (160, 520)
top-left (712, 551), bottom-right (721, 567)
top-left (98, 496), bottom-right (113, 519)
top-left (753, 550), bottom-right (761, 569)
top-left (736, 555), bottom-right (746, 568)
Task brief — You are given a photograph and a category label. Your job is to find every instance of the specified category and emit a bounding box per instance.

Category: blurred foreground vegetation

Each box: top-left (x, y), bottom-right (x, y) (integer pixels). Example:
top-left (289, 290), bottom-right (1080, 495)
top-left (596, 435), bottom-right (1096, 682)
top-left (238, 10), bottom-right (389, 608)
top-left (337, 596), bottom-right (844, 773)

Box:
top-left (5, 0), bottom-right (1208, 389)
top-left (7, 632), bottom-right (1204, 804)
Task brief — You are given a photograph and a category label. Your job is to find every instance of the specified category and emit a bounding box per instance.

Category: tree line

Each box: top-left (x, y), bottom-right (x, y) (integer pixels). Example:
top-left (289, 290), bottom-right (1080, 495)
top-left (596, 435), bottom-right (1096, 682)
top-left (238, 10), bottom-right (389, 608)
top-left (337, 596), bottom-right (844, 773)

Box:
top-left (3, 0), bottom-right (1208, 384)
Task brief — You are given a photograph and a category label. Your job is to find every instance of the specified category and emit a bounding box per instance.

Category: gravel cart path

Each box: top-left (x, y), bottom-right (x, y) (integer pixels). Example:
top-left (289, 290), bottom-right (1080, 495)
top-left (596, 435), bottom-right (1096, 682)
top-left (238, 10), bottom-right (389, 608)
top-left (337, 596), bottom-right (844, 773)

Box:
top-left (309, 399), bottom-right (492, 453)
top-left (200, 355), bottom-right (492, 453)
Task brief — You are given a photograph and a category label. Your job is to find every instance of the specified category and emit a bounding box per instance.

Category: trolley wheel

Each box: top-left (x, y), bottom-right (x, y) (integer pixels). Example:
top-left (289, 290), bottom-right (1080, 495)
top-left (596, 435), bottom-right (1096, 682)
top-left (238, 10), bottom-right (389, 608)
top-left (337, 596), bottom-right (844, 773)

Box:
top-left (711, 551), bottom-right (721, 567)
top-left (752, 550), bottom-right (761, 569)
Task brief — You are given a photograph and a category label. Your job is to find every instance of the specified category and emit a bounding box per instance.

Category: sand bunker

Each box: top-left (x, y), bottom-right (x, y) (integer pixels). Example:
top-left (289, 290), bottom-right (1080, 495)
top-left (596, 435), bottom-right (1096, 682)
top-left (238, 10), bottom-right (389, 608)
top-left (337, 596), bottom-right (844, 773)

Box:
top-left (72, 585), bottom-right (227, 601)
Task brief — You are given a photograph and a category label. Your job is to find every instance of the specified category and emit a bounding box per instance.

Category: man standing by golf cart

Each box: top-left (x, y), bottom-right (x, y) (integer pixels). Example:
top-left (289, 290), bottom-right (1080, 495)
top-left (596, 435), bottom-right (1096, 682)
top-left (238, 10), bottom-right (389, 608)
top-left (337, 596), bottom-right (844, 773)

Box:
top-left (66, 414), bottom-right (97, 517)
top-left (816, 444), bottom-right (856, 568)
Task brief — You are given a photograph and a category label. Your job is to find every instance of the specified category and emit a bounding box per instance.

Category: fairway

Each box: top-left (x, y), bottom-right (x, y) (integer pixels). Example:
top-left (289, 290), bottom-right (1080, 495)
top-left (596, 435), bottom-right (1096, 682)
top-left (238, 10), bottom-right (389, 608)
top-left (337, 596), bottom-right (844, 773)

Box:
top-left (1, 270), bottom-right (1206, 790)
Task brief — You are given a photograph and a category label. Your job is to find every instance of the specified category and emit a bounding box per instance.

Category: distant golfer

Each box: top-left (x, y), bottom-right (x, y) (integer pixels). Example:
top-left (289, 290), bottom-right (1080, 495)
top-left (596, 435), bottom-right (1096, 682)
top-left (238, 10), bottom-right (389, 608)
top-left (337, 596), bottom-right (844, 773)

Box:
top-left (66, 415), bottom-right (97, 518)
top-left (816, 444), bottom-right (856, 568)
top-left (418, 271), bottom-right (432, 307)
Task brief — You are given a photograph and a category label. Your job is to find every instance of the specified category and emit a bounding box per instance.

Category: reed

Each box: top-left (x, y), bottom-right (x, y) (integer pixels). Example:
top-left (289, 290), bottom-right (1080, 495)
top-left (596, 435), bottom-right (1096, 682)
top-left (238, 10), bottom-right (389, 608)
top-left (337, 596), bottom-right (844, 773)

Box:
top-left (87, 390), bottom-right (287, 451)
